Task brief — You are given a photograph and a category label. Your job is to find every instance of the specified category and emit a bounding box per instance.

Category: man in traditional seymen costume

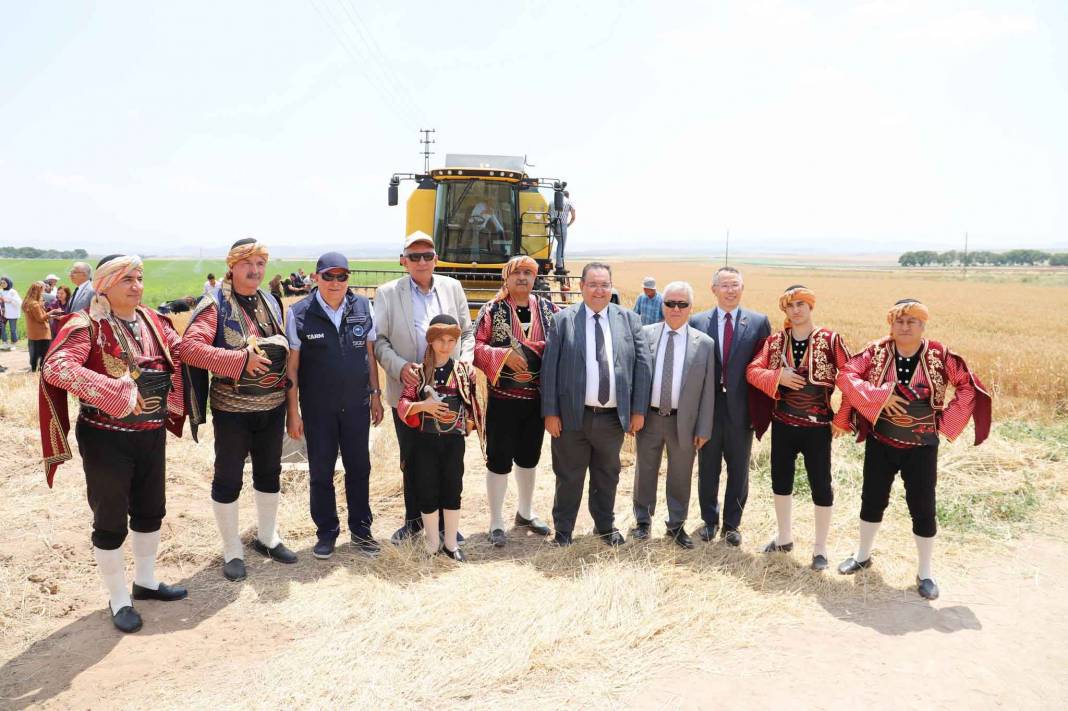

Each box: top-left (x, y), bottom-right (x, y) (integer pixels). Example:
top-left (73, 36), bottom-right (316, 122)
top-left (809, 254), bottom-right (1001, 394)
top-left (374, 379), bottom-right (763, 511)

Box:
top-left (836, 298), bottom-right (991, 600)
top-left (473, 256), bottom-right (558, 546)
top-left (746, 285), bottom-right (853, 570)
top-left (40, 254), bottom-right (187, 633)
top-left (180, 238), bottom-right (297, 581)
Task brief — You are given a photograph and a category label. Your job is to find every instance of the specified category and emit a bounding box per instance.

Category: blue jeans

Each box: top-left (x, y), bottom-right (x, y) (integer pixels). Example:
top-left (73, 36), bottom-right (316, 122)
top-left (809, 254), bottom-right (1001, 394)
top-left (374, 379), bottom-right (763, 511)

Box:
top-left (1, 319), bottom-right (18, 343)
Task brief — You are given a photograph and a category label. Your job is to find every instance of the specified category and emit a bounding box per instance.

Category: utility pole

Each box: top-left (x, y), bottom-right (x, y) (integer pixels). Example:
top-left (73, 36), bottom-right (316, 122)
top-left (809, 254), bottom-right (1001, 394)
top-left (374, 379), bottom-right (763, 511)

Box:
top-left (963, 231), bottom-right (968, 278)
top-left (724, 228), bottom-right (730, 266)
top-left (419, 128), bottom-right (436, 174)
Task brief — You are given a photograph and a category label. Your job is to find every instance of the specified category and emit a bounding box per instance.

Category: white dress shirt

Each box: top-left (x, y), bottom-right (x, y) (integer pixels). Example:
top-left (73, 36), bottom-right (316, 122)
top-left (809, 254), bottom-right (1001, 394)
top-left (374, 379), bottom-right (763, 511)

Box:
top-left (410, 276), bottom-right (444, 359)
top-left (650, 324), bottom-right (687, 410)
top-left (584, 305), bottom-right (617, 408)
top-left (715, 306), bottom-right (739, 360)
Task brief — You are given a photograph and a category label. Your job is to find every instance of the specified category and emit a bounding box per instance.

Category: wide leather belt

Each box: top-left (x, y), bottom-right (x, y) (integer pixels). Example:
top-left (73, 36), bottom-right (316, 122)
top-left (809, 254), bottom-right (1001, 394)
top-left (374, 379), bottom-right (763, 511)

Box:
top-left (585, 405), bottom-right (617, 414)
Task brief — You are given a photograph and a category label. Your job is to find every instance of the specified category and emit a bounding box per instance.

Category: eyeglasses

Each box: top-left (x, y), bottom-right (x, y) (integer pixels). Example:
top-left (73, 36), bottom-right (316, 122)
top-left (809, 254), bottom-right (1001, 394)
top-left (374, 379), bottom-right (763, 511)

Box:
top-left (319, 272), bottom-right (349, 282)
top-left (405, 252), bottom-right (436, 262)
top-left (664, 301), bottom-right (690, 310)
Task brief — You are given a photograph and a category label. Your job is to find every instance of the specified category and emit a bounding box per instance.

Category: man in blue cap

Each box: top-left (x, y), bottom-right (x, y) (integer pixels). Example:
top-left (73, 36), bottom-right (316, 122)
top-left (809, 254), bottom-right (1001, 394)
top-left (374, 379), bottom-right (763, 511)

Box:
top-left (285, 252), bottom-right (385, 559)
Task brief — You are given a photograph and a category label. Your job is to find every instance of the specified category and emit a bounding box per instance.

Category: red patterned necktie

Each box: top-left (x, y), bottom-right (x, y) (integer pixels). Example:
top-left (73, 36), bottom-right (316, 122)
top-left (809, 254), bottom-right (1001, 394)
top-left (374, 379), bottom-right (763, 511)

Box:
top-left (721, 312), bottom-right (734, 384)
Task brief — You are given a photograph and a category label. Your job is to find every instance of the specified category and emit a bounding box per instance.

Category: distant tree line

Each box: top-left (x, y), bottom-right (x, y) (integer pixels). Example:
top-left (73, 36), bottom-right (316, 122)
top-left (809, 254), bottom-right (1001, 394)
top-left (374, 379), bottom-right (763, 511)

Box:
top-left (899, 249), bottom-right (1068, 267)
top-left (0, 246), bottom-right (88, 259)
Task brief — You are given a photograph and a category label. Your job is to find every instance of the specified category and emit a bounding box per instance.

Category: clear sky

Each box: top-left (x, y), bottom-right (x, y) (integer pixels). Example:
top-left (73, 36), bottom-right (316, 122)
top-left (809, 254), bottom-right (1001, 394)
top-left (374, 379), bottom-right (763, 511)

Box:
top-left (1, 0), bottom-right (1065, 256)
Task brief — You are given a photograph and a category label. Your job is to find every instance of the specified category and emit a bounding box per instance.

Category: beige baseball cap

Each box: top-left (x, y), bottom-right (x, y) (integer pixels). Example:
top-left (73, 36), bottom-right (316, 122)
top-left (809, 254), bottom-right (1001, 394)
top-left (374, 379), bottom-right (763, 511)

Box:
top-left (403, 231), bottom-right (434, 250)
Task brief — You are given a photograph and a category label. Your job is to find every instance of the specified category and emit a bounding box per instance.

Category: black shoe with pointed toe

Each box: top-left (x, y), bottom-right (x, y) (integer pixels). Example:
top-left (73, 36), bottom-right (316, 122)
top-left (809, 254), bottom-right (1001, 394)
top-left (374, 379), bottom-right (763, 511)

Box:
top-left (723, 529), bottom-right (742, 547)
top-left (439, 546), bottom-right (468, 563)
top-left (667, 527), bottom-right (695, 550)
top-left (514, 513), bottom-right (551, 536)
top-left (251, 539), bottom-right (297, 564)
top-left (837, 556), bottom-right (874, 575)
top-left (596, 528), bottom-right (625, 546)
top-left (391, 523), bottom-right (419, 546)
top-left (109, 604), bottom-right (143, 633)
top-left (811, 554), bottom-right (829, 571)
top-left (551, 531), bottom-right (573, 547)
top-left (762, 540), bottom-right (794, 554)
top-left (631, 523), bottom-right (651, 541)
top-left (223, 557), bottom-right (247, 581)
top-left (489, 528), bottom-right (507, 547)
top-left (695, 523), bottom-right (718, 542)
top-left (916, 576), bottom-right (940, 600)
top-left (132, 582), bottom-right (188, 602)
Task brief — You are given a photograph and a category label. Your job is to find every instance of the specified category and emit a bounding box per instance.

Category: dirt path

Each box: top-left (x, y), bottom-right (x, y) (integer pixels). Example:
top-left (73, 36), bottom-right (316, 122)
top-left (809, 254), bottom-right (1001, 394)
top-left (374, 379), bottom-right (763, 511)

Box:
top-left (636, 537), bottom-right (1068, 710)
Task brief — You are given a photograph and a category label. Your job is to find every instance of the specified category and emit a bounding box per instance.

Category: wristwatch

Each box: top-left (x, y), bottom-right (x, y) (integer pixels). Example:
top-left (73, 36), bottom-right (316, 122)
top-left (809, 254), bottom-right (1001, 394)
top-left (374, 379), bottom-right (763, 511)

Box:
top-left (369, 388), bottom-right (382, 396)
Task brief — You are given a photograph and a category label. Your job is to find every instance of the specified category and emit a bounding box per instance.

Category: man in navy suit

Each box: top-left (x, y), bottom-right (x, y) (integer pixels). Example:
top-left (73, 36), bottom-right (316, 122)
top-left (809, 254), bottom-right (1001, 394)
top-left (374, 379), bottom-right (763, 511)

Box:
top-left (541, 262), bottom-right (652, 546)
top-left (689, 267), bottom-right (772, 546)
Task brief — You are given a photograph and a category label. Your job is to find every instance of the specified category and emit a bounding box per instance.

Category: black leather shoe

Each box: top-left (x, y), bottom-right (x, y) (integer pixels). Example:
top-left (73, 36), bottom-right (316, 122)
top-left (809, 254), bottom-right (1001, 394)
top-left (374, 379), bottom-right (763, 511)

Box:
top-left (723, 529), bottom-right (742, 547)
top-left (811, 554), bottom-right (829, 571)
top-left (695, 523), bottom-right (718, 542)
top-left (837, 556), bottom-right (874, 575)
top-left (223, 557), bottom-right (247, 581)
top-left (391, 523), bottom-right (418, 546)
top-left (439, 546), bottom-right (467, 563)
top-left (916, 576), bottom-right (940, 600)
top-left (350, 535), bottom-right (381, 557)
top-left (132, 582), bottom-right (188, 602)
top-left (489, 529), bottom-right (507, 547)
top-left (667, 527), bottom-right (695, 550)
top-left (631, 523), bottom-right (651, 540)
top-left (596, 528), bottom-right (625, 546)
top-left (313, 538), bottom-right (335, 559)
top-left (515, 513), bottom-right (552, 536)
top-left (252, 539), bottom-right (298, 564)
top-left (762, 540), bottom-right (794, 553)
top-left (551, 531), bottom-right (573, 547)
top-left (109, 604), bottom-right (143, 633)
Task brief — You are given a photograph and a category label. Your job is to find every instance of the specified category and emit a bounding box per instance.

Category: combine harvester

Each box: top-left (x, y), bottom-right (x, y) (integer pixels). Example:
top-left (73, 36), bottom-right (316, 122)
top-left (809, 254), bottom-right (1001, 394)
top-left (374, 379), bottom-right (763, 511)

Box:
top-left (350, 132), bottom-right (578, 316)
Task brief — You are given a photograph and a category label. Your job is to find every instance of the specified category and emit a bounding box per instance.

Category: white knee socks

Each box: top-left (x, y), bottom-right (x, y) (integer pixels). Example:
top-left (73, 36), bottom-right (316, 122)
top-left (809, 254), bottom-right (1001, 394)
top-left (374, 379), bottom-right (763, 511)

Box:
top-left (514, 466), bottom-right (537, 520)
top-left (422, 512), bottom-right (440, 554)
top-left (212, 500), bottom-right (244, 562)
top-left (442, 508), bottom-right (460, 551)
top-left (773, 494), bottom-right (793, 546)
top-left (94, 546), bottom-right (131, 613)
top-left (914, 534), bottom-right (935, 580)
top-left (813, 505), bottom-right (833, 557)
top-left (486, 472), bottom-right (508, 532)
top-left (254, 490), bottom-right (282, 549)
top-left (856, 520), bottom-right (881, 563)
top-left (130, 530), bottom-right (161, 591)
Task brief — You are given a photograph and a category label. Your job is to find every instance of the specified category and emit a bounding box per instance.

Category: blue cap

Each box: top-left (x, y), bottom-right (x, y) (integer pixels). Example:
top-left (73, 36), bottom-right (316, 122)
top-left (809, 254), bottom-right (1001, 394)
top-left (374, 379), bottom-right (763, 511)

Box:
top-left (315, 251), bottom-right (350, 273)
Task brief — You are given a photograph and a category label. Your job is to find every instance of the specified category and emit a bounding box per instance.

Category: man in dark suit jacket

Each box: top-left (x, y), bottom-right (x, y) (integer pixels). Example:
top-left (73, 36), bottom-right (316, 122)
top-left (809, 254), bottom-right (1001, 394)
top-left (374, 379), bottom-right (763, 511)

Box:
top-left (542, 262), bottom-right (652, 546)
top-left (689, 266), bottom-right (772, 546)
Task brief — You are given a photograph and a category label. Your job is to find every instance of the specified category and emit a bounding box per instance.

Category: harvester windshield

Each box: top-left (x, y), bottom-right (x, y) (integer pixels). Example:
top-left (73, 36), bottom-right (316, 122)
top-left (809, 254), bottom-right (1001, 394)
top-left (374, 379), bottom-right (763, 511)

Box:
top-left (435, 180), bottom-right (518, 264)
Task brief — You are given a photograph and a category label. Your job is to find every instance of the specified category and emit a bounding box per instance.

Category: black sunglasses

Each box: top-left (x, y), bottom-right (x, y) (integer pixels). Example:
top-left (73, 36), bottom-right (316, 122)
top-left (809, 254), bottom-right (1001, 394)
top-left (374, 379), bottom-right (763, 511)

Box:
top-left (664, 300), bottom-right (690, 309)
top-left (319, 272), bottom-right (350, 282)
top-left (405, 252), bottom-right (436, 262)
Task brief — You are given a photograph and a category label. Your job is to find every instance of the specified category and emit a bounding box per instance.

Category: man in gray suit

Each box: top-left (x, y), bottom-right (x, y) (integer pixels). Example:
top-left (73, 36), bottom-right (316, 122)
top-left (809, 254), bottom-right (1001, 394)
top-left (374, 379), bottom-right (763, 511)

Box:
top-left (66, 261), bottom-right (94, 313)
top-left (689, 266), bottom-right (771, 546)
top-left (631, 282), bottom-right (717, 549)
top-left (373, 231), bottom-right (474, 545)
top-left (542, 262), bottom-right (652, 546)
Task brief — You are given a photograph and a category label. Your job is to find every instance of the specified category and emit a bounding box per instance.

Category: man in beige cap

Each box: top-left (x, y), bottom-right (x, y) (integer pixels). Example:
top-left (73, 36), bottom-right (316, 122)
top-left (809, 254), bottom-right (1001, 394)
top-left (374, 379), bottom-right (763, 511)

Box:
top-left (373, 231), bottom-right (475, 545)
top-left (633, 276), bottom-right (663, 326)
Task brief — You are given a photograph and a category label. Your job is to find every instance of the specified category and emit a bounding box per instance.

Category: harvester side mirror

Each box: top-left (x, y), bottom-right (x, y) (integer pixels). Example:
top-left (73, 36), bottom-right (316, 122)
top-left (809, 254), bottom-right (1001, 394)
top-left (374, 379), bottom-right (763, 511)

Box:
top-left (553, 190), bottom-right (564, 212)
top-left (388, 177), bottom-right (399, 206)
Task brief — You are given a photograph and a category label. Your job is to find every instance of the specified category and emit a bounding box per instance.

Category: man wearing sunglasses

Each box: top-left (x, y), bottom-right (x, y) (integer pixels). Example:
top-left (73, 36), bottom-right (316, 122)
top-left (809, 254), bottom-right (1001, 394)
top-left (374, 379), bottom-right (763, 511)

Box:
top-left (373, 232), bottom-right (474, 546)
top-left (631, 282), bottom-right (717, 549)
top-left (285, 252), bottom-right (384, 559)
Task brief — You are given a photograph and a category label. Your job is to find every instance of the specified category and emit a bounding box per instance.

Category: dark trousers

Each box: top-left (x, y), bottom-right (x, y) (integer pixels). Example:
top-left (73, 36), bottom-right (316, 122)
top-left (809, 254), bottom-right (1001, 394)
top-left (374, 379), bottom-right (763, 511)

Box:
top-left (860, 438), bottom-right (939, 537)
top-left (486, 396), bottom-right (545, 474)
top-left (28, 338), bottom-right (50, 371)
top-left (305, 406), bottom-right (372, 540)
top-left (697, 401), bottom-right (754, 530)
top-left (210, 405), bottom-right (285, 504)
top-left (76, 422), bottom-right (166, 550)
top-left (550, 409), bottom-right (625, 534)
top-left (770, 420), bottom-right (834, 506)
top-left (410, 432), bottom-right (465, 513)
top-left (392, 408), bottom-right (423, 526)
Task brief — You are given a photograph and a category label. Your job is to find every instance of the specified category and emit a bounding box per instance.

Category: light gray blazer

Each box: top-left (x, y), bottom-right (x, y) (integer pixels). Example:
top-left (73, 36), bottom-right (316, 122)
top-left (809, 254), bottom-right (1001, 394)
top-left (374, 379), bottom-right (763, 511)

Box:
top-left (640, 322), bottom-right (717, 443)
top-left (373, 274), bottom-right (474, 407)
top-left (541, 302), bottom-right (652, 433)
top-left (67, 281), bottom-right (95, 314)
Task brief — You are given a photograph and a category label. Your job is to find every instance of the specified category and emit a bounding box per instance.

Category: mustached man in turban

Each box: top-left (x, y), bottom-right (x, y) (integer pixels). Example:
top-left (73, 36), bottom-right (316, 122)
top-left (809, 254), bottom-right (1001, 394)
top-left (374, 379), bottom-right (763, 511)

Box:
top-left (473, 256), bottom-right (559, 547)
top-left (179, 238), bottom-right (297, 582)
top-left (835, 299), bottom-right (992, 600)
top-left (746, 285), bottom-right (853, 570)
top-left (40, 255), bottom-right (187, 633)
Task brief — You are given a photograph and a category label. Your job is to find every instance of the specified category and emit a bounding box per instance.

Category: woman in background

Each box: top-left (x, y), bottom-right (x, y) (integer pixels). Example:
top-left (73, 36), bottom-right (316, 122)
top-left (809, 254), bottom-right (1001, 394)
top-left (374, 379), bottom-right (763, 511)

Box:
top-left (269, 274), bottom-right (284, 310)
top-left (49, 286), bottom-right (72, 338)
top-left (21, 281), bottom-right (52, 371)
top-left (0, 277), bottom-right (22, 350)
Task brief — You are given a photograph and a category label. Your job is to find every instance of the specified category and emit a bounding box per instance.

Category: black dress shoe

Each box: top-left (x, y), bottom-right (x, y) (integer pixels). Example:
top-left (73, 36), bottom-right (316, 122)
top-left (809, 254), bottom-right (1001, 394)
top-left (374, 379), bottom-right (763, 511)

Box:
top-left (391, 523), bottom-right (418, 546)
top-left (223, 557), bottom-right (247, 581)
top-left (811, 554), bottom-right (829, 571)
top-left (514, 513), bottom-right (552, 536)
top-left (631, 523), bottom-right (651, 540)
top-left (837, 556), bottom-right (874, 575)
top-left (916, 576), bottom-right (940, 600)
top-left (313, 538), bottom-right (335, 560)
top-left (439, 546), bottom-right (467, 563)
top-left (551, 531), bottom-right (573, 547)
top-left (350, 535), bottom-right (381, 557)
top-left (109, 604), bottom-right (143, 633)
top-left (596, 528), bottom-right (625, 546)
top-left (695, 523), bottom-right (718, 542)
top-left (132, 582), bottom-right (188, 602)
top-left (489, 529), bottom-right (507, 547)
top-left (252, 539), bottom-right (297, 564)
top-left (762, 540), bottom-right (794, 553)
top-left (667, 527), bottom-right (694, 550)
top-left (723, 529), bottom-right (742, 547)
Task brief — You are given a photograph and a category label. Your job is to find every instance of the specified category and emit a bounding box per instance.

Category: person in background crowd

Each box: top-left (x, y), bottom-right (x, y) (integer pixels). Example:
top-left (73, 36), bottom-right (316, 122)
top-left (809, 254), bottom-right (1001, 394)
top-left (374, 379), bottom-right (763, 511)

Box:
top-left (67, 262), bottom-right (95, 313)
top-left (42, 275), bottom-right (59, 307)
top-left (549, 189), bottom-right (576, 275)
top-left (1, 277), bottom-right (22, 350)
top-left (22, 281), bottom-right (52, 371)
top-left (269, 274), bottom-right (284, 308)
top-left (203, 273), bottom-right (218, 295)
top-left (633, 276), bottom-right (664, 326)
top-left (158, 296), bottom-right (197, 314)
top-left (50, 286), bottom-right (71, 338)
